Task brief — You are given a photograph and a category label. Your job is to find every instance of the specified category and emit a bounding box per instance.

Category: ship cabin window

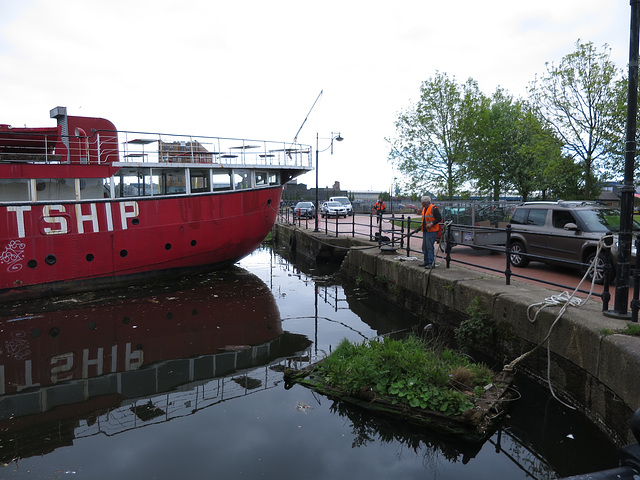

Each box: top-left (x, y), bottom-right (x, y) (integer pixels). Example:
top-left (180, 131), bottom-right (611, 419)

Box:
top-left (114, 168), bottom-right (156, 197)
top-left (255, 171), bottom-right (267, 186)
top-left (102, 178), bottom-right (112, 198)
top-left (268, 172), bottom-right (279, 186)
top-left (79, 178), bottom-right (107, 199)
top-left (0, 179), bottom-right (30, 201)
top-left (234, 169), bottom-right (251, 190)
top-left (158, 168), bottom-right (186, 195)
top-left (190, 169), bottom-right (210, 193)
top-left (212, 171), bottom-right (232, 191)
top-left (35, 178), bottom-right (75, 201)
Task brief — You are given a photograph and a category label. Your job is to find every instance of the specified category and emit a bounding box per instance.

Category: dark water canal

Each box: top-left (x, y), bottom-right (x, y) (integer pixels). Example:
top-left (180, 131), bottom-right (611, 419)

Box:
top-left (0, 247), bottom-right (620, 479)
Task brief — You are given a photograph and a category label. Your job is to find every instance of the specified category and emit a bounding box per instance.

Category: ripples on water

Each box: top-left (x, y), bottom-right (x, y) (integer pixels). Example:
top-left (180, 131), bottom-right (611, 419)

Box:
top-left (0, 246), bottom-right (619, 479)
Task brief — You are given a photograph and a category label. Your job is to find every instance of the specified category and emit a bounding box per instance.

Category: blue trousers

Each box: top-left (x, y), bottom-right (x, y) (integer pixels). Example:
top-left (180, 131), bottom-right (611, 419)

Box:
top-left (422, 231), bottom-right (437, 265)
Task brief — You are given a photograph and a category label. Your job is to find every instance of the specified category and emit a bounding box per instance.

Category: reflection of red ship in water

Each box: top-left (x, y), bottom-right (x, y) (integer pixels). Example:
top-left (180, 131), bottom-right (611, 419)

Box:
top-left (0, 268), bottom-right (311, 461)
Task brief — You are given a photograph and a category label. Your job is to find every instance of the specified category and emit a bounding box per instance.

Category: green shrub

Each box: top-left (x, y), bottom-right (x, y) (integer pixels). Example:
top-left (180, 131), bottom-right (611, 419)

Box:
top-left (317, 335), bottom-right (496, 416)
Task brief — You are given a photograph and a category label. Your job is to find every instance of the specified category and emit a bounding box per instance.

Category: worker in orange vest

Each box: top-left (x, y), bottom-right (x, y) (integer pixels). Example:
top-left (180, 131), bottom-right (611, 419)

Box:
top-left (412, 195), bottom-right (442, 267)
top-left (373, 198), bottom-right (386, 225)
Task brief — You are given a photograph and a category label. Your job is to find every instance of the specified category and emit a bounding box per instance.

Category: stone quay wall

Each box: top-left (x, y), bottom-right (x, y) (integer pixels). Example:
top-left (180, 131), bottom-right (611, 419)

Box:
top-left (273, 223), bottom-right (640, 446)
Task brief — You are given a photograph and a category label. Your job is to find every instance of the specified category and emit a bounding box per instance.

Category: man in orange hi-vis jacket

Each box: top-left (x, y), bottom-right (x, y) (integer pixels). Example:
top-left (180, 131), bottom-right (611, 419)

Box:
top-left (412, 196), bottom-right (442, 267)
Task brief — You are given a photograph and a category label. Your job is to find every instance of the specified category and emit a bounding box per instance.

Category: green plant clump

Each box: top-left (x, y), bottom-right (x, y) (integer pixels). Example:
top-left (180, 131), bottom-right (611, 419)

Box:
top-left (622, 323), bottom-right (640, 336)
top-left (455, 297), bottom-right (495, 350)
top-left (316, 335), bottom-right (495, 416)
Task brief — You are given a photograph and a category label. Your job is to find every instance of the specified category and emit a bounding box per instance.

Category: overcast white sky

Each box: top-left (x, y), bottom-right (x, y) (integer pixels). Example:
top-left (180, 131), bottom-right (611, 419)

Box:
top-left (0, 0), bottom-right (632, 193)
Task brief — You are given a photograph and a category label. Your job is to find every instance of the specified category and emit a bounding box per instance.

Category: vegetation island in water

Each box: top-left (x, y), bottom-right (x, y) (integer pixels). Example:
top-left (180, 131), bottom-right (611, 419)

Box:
top-left (284, 335), bottom-right (516, 443)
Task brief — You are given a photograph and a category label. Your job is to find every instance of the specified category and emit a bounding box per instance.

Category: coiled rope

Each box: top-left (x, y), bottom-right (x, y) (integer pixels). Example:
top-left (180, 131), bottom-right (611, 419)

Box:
top-left (503, 233), bottom-right (614, 409)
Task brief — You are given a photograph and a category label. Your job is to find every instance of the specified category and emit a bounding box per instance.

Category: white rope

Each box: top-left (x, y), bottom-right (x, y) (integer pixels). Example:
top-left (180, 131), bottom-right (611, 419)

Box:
top-left (505, 233), bottom-right (615, 410)
top-left (526, 291), bottom-right (584, 323)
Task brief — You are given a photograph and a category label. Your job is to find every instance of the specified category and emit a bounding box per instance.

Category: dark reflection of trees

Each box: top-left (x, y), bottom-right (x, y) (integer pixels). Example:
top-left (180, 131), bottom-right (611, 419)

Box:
top-left (329, 400), bottom-right (483, 465)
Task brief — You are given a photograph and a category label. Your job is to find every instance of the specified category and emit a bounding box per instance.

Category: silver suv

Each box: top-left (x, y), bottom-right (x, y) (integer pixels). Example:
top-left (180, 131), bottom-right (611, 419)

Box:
top-left (508, 201), bottom-right (639, 283)
top-left (329, 196), bottom-right (353, 215)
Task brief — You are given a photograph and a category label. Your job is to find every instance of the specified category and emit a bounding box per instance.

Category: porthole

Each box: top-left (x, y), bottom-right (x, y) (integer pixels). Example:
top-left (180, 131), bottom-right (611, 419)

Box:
top-left (120, 249), bottom-right (128, 258)
top-left (165, 243), bottom-right (172, 251)
top-left (267, 198), bottom-right (272, 205)
top-left (88, 321), bottom-right (97, 330)
top-left (166, 312), bottom-right (174, 319)
top-left (122, 317), bottom-right (131, 325)
top-left (49, 327), bottom-right (61, 338)
top-left (45, 254), bottom-right (57, 265)
top-left (27, 259), bottom-right (37, 268)
top-left (31, 328), bottom-right (41, 338)
top-left (86, 253), bottom-right (94, 262)
top-left (192, 309), bottom-right (198, 316)
top-left (191, 240), bottom-right (197, 247)
top-left (131, 218), bottom-right (140, 225)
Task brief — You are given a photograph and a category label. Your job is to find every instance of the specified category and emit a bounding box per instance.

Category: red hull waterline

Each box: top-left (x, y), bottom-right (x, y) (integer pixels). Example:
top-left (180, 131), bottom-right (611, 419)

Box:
top-left (0, 107), bottom-right (312, 300)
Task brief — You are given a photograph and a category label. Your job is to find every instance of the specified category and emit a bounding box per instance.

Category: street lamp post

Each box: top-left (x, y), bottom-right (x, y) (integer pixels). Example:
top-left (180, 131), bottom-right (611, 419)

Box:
top-left (315, 132), bottom-right (343, 232)
top-left (605, 0), bottom-right (639, 319)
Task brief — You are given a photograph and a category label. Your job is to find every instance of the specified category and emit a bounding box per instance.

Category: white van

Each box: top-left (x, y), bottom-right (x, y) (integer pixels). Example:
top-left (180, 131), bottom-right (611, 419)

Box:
top-left (329, 196), bottom-right (353, 215)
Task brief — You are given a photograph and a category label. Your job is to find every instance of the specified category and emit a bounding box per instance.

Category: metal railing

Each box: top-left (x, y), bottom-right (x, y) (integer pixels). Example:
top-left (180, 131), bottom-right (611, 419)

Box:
top-left (276, 209), bottom-right (640, 317)
top-left (0, 127), bottom-right (313, 169)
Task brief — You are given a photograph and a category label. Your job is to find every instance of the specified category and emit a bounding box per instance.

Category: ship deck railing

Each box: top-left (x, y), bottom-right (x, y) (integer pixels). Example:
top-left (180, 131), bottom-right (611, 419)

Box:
top-left (0, 129), bottom-right (313, 171)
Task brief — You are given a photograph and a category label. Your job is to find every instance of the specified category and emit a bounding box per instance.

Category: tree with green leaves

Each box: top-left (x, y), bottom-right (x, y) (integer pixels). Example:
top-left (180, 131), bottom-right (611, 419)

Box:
top-left (507, 102), bottom-right (566, 201)
top-left (528, 40), bottom-right (626, 199)
top-left (462, 89), bottom-right (564, 201)
top-left (463, 88), bottom-right (517, 200)
top-left (387, 72), bottom-right (478, 200)
top-left (539, 155), bottom-right (586, 200)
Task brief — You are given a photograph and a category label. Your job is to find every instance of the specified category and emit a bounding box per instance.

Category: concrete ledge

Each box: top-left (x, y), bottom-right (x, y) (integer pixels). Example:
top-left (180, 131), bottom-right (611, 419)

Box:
top-left (274, 223), bottom-right (640, 445)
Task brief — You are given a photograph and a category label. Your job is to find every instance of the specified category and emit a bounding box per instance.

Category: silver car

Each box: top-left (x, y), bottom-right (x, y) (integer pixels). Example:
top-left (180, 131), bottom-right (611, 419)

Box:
top-left (320, 201), bottom-right (348, 218)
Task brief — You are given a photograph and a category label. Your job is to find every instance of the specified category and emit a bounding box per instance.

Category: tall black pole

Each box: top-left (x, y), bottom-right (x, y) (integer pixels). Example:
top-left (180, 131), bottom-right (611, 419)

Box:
top-left (314, 133), bottom-right (319, 232)
top-left (608, 0), bottom-right (640, 318)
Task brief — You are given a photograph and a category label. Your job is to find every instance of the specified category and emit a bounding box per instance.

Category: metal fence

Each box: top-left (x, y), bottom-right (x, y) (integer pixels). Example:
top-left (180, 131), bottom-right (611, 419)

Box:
top-left (277, 207), bottom-right (640, 319)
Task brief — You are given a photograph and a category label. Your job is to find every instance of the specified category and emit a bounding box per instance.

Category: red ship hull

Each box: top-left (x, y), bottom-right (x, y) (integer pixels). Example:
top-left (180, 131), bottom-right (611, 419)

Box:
top-left (0, 186), bottom-right (282, 297)
top-left (0, 107), bottom-right (312, 299)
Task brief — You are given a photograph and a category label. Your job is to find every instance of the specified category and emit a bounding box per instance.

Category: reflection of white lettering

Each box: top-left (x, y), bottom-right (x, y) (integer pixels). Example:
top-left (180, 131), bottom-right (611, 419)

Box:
top-left (76, 203), bottom-right (99, 234)
top-left (126, 343), bottom-right (143, 370)
top-left (120, 201), bottom-right (139, 230)
top-left (7, 206), bottom-right (31, 238)
top-left (111, 345), bottom-right (118, 372)
top-left (51, 343), bottom-right (141, 383)
top-left (83, 347), bottom-right (104, 378)
top-left (17, 359), bottom-right (41, 391)
top-left (1, 341), bottom-right (145, 393)
top-left (50, 352), bottom-right (74, 383)
top-left (43, 205), bottom-right (68, 235)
